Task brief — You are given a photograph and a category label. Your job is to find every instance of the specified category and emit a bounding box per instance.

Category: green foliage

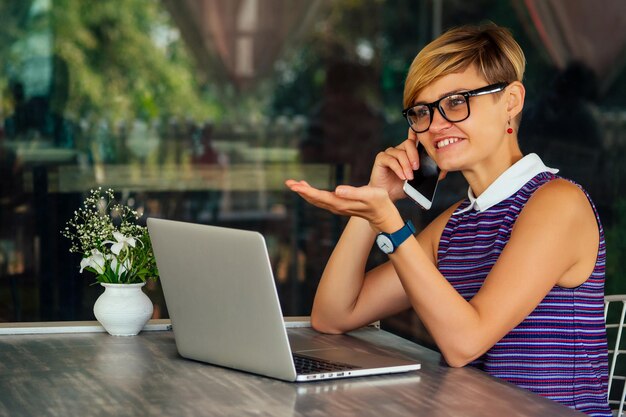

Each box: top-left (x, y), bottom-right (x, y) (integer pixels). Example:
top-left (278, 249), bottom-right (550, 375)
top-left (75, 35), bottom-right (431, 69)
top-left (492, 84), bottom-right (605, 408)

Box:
top-left (50, 0), bottom-right (220, 122)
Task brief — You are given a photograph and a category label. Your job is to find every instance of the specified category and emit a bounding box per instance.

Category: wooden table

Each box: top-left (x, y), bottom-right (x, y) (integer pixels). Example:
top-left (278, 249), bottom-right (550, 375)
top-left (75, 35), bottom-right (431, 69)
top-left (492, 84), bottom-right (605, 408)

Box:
top-left (0, 320), bottom-right (585, 417)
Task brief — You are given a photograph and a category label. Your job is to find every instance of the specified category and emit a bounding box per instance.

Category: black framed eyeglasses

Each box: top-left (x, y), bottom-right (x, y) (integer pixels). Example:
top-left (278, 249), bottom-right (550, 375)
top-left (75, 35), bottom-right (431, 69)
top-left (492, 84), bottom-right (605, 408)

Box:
top-left (402, 82), bottom-right (508, 133)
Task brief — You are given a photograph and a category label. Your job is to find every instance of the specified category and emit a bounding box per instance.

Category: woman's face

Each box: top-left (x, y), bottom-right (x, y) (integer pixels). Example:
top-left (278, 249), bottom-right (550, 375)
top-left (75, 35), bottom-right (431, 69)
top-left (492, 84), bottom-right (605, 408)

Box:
top-left (414, 65), bottom-right (510, 172)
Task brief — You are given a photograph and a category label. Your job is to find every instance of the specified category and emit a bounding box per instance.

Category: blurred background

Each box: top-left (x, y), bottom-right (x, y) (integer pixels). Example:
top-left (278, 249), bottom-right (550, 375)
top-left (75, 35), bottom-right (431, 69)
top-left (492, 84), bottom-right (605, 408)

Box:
top-left (1, 0), bottom-right (626, 346)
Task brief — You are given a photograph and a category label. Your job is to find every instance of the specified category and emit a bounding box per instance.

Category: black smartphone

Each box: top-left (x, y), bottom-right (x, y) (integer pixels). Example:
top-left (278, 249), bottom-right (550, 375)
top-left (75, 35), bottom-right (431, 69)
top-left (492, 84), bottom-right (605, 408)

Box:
top-left (402, 142), bottom-right (440, 210)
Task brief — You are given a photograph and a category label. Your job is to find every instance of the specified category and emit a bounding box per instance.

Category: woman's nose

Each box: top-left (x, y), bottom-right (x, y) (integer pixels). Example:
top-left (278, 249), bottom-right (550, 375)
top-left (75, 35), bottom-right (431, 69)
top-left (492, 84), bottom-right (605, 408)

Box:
top-left (429, 107), bottom-right (453, 132)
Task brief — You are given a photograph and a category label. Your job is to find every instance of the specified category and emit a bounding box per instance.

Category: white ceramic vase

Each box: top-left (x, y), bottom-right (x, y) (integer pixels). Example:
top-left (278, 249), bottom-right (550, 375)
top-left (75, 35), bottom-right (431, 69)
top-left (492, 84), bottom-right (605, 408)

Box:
top-left (93, 283), bottom-right (153, 336)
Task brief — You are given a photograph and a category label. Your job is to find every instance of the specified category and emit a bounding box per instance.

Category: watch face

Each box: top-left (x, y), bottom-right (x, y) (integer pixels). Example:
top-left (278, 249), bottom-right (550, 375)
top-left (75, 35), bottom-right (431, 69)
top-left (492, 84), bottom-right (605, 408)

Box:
top-left (376, 234), bottom-right (394, 254)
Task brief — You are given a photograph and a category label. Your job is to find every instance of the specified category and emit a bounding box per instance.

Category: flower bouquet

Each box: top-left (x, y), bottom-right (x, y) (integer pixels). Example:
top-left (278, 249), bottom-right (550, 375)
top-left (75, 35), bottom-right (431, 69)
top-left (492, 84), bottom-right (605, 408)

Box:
top-left (62, 188), bottom-right (158, 336)
top-left (62, 188), bottom-right (158, 284)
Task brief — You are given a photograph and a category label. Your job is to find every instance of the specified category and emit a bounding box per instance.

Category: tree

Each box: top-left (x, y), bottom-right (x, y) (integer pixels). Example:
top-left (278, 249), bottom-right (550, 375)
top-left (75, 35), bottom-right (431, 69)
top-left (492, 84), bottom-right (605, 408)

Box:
top-left (49, 0), bottom-right (221, 123)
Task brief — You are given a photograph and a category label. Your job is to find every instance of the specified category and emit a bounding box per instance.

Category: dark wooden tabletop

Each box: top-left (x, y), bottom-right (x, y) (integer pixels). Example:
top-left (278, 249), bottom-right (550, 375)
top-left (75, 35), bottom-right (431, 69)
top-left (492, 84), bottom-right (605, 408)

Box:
top-left (0, 321), bottom-right (585, 417)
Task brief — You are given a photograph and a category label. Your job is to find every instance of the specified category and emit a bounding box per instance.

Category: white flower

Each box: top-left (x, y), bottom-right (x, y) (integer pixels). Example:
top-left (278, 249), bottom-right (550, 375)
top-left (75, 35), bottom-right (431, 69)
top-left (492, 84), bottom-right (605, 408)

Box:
top-left (111, 255), bottom-right (131, 276)
top-left (79, 250), bottom-right (107, 274)
top-left (105, 232), bottom-right (137, 255)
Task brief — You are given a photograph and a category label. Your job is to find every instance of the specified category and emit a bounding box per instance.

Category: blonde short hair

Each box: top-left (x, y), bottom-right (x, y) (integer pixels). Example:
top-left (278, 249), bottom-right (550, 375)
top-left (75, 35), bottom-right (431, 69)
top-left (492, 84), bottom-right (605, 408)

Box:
top-left (403, 23), bottom-right (526, 109)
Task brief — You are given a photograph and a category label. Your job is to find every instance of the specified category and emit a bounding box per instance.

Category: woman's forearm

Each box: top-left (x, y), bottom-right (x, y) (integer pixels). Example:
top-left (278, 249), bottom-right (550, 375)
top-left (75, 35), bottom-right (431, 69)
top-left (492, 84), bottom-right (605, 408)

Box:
top-left (310, 216), bottom-right (377, 332)
top-left (387, 238), bottom-right (482, 365)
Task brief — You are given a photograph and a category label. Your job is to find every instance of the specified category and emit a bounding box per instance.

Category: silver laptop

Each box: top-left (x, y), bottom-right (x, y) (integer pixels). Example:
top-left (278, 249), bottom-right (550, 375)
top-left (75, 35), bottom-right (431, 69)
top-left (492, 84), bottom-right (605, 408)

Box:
top-left (147, 218), bottom-right (421, 382)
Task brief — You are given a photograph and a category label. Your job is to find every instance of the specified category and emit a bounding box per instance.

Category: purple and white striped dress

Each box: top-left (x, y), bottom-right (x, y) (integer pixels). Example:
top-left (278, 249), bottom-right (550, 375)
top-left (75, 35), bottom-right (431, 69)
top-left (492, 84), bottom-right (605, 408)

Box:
top-left (438, 171), bottom-right (611, 417)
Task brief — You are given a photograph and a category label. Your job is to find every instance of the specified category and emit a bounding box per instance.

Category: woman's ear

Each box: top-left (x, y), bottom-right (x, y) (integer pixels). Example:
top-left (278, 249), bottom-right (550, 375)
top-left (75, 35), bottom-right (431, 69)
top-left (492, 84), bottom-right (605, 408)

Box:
top-left (506, 81), bottom-right (525, 119)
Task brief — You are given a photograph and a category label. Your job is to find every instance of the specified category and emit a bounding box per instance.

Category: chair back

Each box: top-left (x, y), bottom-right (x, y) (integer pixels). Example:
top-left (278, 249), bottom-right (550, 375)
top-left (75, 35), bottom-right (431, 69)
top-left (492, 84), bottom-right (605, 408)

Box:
top-left (605, 294), bottom-right (626, 416)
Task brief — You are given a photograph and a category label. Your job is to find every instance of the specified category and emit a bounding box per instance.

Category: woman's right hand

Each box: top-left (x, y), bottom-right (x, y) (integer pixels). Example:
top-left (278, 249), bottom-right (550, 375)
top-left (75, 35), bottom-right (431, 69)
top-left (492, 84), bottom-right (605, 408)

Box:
top-left (369, 129), bottom-right (420, 201)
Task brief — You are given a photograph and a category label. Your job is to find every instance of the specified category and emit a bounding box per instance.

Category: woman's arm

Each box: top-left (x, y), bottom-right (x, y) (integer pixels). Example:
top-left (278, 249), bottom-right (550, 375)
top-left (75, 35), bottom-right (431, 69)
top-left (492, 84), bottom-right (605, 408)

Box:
top-left (290, 134), bottom-right (426, 333)
top-left (309, 215), bottom-right (405, 333)
top-left (290, 176), bottom-right (599, 367)
top-left (381, 179), bottom-right (599, 367)
top-left (310, 201), bottom-right (460, 334)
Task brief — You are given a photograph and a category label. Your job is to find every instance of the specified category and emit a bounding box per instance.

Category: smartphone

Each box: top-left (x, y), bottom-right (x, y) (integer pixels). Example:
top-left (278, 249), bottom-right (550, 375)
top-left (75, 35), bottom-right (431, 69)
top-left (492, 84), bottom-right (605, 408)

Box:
top-left (402, 142), bottom-right (440, 210)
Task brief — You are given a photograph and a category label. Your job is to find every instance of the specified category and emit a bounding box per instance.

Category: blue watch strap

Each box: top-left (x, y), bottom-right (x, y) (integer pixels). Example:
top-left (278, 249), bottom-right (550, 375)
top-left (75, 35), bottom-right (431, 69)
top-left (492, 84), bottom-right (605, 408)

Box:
top-left (377, 220), bottom-right (415, 254)
top-left (389, 220), bottom-right (415, 249)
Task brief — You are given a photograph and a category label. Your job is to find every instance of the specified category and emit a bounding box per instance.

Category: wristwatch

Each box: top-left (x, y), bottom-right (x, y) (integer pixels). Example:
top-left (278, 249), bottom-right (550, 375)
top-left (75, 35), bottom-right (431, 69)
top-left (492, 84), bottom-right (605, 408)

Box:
top-left (375, 220), bottom-right (416, 254)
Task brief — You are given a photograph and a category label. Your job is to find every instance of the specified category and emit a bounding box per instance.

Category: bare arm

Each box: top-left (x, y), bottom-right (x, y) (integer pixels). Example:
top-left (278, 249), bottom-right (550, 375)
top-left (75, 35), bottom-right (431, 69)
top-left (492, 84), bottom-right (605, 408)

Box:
top-left (288, 174), bottom-right (599, 367)
top-left (290, 134), bottom-right (424, 332)
top-left (309, 215), bottom-right (405, 333)
top-left (288, 132), bottom-right (456, 335)
top-left (287, 114), bottom-right (599, 367)
top-left (307, 187), bottom-right (461, 334)
top-left (381, 179), bottom-right (599, 366)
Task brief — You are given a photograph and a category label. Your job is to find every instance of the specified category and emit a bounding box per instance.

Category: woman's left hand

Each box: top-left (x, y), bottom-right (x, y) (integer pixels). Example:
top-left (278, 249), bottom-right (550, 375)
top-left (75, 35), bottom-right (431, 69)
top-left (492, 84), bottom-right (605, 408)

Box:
top-left (285, 180), bottom-right (399, 232)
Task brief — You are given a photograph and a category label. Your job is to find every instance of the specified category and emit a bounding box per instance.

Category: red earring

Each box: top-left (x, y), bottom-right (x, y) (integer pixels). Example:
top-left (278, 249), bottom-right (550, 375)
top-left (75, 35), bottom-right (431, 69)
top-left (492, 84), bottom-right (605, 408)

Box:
top-left (507, 119), bottom-right (513, 134)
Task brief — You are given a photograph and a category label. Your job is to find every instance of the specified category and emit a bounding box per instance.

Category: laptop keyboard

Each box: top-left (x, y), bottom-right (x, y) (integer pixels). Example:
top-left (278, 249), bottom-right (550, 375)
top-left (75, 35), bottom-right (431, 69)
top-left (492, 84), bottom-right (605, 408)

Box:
top-left (293, 353), bottom-right (361, 375)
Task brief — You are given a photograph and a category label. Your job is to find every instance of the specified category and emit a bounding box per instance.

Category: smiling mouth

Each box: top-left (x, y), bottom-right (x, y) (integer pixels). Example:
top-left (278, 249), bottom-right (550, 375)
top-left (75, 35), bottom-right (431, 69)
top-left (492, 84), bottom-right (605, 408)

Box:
top-left (436, 137), bottom-right (463, 149)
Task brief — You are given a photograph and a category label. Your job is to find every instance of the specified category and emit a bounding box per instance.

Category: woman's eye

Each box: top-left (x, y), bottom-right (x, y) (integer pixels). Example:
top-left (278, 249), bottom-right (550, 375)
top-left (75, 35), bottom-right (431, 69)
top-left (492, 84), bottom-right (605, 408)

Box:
top-left (415, 107), bottom-right (430, 118)
top-left (446, 96), bottom-right (466, 108)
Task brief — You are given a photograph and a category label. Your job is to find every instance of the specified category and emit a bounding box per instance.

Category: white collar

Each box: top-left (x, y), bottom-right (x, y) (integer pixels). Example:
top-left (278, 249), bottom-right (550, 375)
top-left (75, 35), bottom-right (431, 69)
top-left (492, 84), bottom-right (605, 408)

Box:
top-left (457, 153), bottom-right (559, 214)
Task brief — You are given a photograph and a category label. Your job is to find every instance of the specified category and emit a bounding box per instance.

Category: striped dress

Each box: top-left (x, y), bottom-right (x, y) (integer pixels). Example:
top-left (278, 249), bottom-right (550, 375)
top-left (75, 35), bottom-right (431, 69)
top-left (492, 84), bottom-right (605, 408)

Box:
top-left (437, 172), bottom-right (611, 417)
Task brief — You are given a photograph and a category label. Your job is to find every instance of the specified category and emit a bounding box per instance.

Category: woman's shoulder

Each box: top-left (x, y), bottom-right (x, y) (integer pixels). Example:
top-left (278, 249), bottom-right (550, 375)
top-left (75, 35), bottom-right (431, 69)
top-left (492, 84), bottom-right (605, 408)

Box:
top-left (520, 176), bottom-right (597, 227)
top-left (531, 176), bottom-right (590, 205)
top-left (514, 176), bottom-right (601, 288)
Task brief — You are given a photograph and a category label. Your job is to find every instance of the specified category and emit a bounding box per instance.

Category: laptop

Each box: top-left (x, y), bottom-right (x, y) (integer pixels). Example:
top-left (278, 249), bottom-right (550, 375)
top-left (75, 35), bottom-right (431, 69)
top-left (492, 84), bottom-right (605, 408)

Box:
top-left (147, 218), bottom-right (421, 382)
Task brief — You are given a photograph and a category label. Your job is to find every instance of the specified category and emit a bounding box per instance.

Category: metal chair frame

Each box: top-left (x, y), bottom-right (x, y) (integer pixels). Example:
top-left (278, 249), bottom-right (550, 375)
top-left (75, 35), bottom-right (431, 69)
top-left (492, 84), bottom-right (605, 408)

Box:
top-left (605, 294), bottom-right (626, 416)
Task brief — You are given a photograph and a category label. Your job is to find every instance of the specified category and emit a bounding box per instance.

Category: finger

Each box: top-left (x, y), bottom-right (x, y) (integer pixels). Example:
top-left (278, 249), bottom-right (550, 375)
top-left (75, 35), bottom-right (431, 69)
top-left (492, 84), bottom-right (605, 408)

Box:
top-left (333, 186), bottom-right (393, 223)
top-left (297, 187), bottom-right (366, 217)
top-left (294, 183), bottom-right (385, 220)
top-left (335, 185), bottom-right (359, 199)
top-left (385, 147), bottom-right (414, 179)
top-left (292, 187), bottom-right (335, 212)
top-left (375, 151), bottom-right (408, 180)
top-left (297, 191), bottom-right (332, 210)
top-left (399, 139), bottom-right (420, 171)
top-left (336, 185), bottom-right (388, 204)
top-left (292, 183), bottom-right (339, 206)
top-left (407, 127), bottom-right (418, 142)
top-left (286, 179), bottom-right (313, 190)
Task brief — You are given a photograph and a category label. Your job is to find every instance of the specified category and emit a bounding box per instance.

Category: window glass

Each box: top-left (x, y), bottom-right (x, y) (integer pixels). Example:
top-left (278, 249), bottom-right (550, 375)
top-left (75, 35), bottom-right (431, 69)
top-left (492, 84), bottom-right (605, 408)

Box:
top-left (1, 0), bottom-right (625, 339)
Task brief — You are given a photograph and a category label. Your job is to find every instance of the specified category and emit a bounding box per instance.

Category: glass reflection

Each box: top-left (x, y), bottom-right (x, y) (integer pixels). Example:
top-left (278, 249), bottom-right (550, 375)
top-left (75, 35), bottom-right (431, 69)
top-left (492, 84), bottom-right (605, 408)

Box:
top-left (0, 1), bottom-right (625, 347)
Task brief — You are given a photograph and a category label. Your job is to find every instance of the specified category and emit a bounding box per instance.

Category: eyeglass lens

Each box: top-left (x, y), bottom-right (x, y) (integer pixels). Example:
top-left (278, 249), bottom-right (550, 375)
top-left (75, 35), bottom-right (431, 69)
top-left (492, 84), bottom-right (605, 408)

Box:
top-left (407, 94), bottom-right (469, 133)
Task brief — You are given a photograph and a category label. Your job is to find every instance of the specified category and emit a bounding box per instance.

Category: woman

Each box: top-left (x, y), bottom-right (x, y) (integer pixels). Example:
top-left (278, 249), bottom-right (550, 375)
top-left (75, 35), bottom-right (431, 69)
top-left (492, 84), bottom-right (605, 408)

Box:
top-left (286, 24), bottom-right (611, 417)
